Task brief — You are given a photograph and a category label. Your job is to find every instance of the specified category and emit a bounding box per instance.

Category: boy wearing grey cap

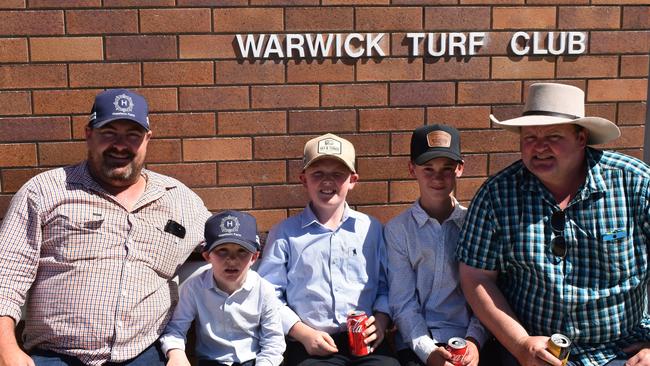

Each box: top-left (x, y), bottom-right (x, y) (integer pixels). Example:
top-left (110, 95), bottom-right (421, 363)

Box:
top-left (160, 211), bottom-right (285, 366)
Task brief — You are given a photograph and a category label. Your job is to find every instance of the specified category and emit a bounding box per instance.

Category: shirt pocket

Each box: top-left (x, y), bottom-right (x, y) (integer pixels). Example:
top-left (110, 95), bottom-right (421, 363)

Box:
top-left (596, 231), bottom-right (640, 286)
top-left (44, 210), bottom-right (109, 262)
top-left (134, 216), bottom-right (185, 278)
top-left (346, 246), bottom-right (369, 283)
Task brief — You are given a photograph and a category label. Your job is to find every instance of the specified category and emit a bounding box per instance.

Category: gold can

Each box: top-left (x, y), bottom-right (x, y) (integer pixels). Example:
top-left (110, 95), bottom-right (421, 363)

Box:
top-left (547, 333), bottom-right (571, 365)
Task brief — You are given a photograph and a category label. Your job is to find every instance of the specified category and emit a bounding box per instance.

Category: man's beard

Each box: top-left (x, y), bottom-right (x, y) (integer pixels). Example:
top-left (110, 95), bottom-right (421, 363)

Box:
top-left (92, 149), bottom-right (142, 184)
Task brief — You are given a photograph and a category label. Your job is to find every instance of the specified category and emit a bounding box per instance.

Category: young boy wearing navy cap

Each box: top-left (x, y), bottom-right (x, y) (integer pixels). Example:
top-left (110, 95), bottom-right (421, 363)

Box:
top-left (160, 211), bottom-right (285, 366)
top-left (385, 125), bottom-right (488, 366)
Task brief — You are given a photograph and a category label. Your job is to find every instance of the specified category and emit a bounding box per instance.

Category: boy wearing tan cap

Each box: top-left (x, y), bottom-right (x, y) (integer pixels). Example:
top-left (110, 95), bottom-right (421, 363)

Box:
top-left (257, 133), bottom-right (399, 366)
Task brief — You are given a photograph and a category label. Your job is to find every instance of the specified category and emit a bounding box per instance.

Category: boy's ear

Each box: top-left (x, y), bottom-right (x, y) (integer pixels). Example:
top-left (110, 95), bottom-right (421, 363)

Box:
top-left (201, 251), bottom-right (210, 261)
top-left (455, 162), bottom-right (465, 178)
top-left (299, 172), bottom-right (307, 187)
top-left (408, 161), bottom-right (417, 178)
top-left (251, 251), bottom-right (260, 262)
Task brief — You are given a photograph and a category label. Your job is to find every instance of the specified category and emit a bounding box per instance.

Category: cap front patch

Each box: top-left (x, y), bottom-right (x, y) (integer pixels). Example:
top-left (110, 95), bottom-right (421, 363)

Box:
top-left (318, 138), bottom-right (342, 155)
top-left (427, 131), bottom-right (452, 148)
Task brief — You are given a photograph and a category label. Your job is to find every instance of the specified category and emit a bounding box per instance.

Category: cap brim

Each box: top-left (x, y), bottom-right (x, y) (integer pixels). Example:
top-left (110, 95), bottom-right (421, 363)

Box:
top-left (204, 238), bottom-right (259, 253)
top-left (414, 151), bottom-right (463, 165)
top-left (303, 155), bottom-right (356, 173)
top-left (490, 114), bottom-right (620, 145)
top-left (90, 117), bottom-right (150, 131)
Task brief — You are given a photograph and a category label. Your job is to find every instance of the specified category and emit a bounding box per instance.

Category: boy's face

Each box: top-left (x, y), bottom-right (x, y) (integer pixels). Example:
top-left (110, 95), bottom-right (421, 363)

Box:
top-left (202, 243), bottom-right (259, 294)
top-left (300, 159), bottom-right (358, 213)
top-left (409, 157), bottom-right (463, 203)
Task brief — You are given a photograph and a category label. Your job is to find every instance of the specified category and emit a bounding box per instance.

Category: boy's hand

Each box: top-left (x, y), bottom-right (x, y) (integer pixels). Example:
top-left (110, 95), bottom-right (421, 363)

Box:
top-left (426, 346), bottom-right (454, 366)
top-left (166, 349), bottom-right (191, 366)
top-left (460, 338), bottom-right (480, 366)
top-left (623, 342), bottom-right (650, 366)
top-left (301, 329), bottom-right (339, 356)
top-left (363, 312), bottom-right (390, 352)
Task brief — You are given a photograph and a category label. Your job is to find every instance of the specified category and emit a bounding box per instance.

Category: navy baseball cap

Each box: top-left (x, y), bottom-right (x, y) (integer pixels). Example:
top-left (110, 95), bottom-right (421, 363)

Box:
top-left (410, 124), bottom-right (462, 164)
top-left (204, 211), bottom-right (260, 253)
top-left (89, 89), bottom-right (150, 130)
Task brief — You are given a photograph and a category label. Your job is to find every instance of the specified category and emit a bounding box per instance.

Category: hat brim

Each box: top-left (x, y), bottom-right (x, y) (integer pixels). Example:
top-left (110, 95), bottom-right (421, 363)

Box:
top-left (303, 155), bottom-right (356, 173)
top-left (203, 238), bottom-right (259, 253)
top-left (414, 151), bottom-right (463, 165)
top-left (489, 114), bottom-right (620, 145)
top-left (90, 116), bottom-right (150, 131)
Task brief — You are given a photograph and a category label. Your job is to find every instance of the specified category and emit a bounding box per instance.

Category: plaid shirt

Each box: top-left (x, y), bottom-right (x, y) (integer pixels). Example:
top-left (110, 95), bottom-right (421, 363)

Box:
top-left (457, 148), bottom-right (650, 366)
top-left (0, 162), bottom-right (210, 366)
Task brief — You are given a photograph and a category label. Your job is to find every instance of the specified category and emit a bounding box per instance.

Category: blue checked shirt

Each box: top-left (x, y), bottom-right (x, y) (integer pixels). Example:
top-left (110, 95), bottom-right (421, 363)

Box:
top-left (457, 148), bottom-right (650, 366)
top-left (0, 162), bottom-right (210, 366)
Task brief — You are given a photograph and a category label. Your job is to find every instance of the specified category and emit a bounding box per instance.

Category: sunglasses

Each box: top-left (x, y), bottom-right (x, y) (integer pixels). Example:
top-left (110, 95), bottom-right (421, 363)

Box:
top-left (550, 210), bottom-right (567, 258)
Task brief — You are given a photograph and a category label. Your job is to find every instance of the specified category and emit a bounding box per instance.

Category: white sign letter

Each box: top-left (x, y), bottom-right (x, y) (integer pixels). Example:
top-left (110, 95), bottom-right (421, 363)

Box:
top-left (236, 34), bottom-right (266, 58)
top-left (406, 33), bottom-right (425, 57)
top-left (344, 33), bottom-right (365, 58)
top-left (468, 32), bottom-right (485, 55)
top-left (510, 31), bottom-right (529, 56)
top-left (285, 34), bottom-right (305, 58)
top-left (567, 32), bottom-right (587, 55)
top-left (366, 33), bottom-right (385, 57)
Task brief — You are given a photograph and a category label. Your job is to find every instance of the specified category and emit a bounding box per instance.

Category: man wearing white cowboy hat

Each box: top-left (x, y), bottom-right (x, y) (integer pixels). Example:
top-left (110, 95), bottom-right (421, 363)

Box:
top-left (456, 83), bottom-right (650, 366)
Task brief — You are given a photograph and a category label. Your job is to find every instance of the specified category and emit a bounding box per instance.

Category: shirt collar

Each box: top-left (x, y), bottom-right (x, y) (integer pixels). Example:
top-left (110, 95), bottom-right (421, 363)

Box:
top-left (300, 202), bottom-right (351, 229)
top-left (411, 198), bottom-right (465, 229)
top-left (201, 266), bottom-right (255, 296)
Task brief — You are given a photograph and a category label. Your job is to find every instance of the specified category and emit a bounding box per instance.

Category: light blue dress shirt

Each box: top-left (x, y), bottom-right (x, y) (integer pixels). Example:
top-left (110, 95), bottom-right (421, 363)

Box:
top-left (385, 200), bottom-right (489, 363)
top-left (159, 267), bottom-right (285, 366)
top-left (257, 203), bottom-right (390, 335)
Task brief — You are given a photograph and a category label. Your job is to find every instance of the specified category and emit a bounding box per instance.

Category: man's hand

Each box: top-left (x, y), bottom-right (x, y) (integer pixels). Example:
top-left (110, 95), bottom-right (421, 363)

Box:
top-left (426, 346), bottom-right (454, 366)
top-left (623, 342), bottom-right (650, 366)
top-left (0, 345), bottom-right (34, 366)
top-left (513, 335), bottom-right (563, 366)
top-left (460, 338), bottom-right (480, 366)
top-left (363, 312), bottom-right (390, 352)
top-left (166, 349), bottom-right (191, 366)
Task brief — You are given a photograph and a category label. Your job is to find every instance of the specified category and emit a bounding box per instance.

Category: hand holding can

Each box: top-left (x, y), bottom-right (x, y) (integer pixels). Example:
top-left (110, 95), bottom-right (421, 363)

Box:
top-left (347, 310), bottom-right (370, 356)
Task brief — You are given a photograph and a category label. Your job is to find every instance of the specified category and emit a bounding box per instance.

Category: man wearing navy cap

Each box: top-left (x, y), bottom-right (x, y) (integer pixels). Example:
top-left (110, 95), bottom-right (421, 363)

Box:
top-left (0, 89), bottom-right (211, 366)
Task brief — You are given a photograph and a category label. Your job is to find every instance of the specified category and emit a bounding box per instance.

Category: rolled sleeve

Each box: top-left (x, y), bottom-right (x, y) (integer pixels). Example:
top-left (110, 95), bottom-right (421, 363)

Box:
top-left (257, 282), bottom-right (286, 366)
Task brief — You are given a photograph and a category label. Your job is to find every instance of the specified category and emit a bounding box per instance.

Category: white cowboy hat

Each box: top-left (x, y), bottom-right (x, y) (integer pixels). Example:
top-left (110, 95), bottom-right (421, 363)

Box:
top-left (490, 83), bottom-right (620, 145)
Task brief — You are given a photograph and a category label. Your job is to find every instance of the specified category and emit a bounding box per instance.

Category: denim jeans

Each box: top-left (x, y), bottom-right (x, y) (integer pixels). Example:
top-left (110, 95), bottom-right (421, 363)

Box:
top-left (31, 342), bottom-right (165, 366)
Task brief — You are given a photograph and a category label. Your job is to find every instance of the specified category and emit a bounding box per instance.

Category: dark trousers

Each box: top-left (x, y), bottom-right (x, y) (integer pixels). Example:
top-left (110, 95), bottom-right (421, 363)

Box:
top-left (30, 342), bottom-right (165, 366)
top-left (198, 360), bottom-right (255, 366)
top-left (284, 332), bottom-right (400, 366)
top-left (396, 337), bottom-right (507, 366)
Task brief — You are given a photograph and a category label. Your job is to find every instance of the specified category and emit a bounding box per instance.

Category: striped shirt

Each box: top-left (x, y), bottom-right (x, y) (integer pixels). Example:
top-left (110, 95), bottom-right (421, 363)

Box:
top-left (0, 162), bottom-right (211, 366)
top-left (457, 148), bottom-right (650, 366)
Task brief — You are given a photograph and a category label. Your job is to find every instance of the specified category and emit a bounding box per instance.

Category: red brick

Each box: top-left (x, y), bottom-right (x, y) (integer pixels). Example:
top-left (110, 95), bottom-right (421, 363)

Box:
top-left (527, 0), bottom-right (587, 4)
top-left (427, 106), bottom-right (492, 129)
top-left (218, 111), bottom-right (287, 136)
top-left (103, 0), bottom-right (174, 6)
top-left (250, 0), bottom-right (318, 4)
top-left (287, 159), bottom-right (305, 183)
top-left (0, 64), bottom-right (67, 89)
top-left (0, 10), bottom-right (63, 35)
top-left (323, 0), bottom-right (388, 3)
top-left (0, 117), bottom-right (70, 142)
top-left (493, 7), bottom-right (556, 29)
top-left (559, 6), bottom-right (620, 29)
top-left (588, 79), bottom-right (647, 102)
top-left (592, 0), bottom-right (649, 4)
top-left (462, 154), bottom-right (489, 177)
top-left (252, 85), bottom-right (319, 109)
top-left (476, 32), bottom-right (515, 56)
top-left (618, 102), bottom-right (647, 125)
top-left (621, 55), bottom-right (649, 77)
top-left (390, 82), bottom-right (455, 106)
top-left (143, 62), bottom-right (213, 86)
top-left (38, 141), bottom-right (85, 166)
top-left (425, 7), bottom-right (490, 29)
top-left (69, 63), bottom-right (141, 88)
top-left (359, 108), bottom-right (424, 132)
top-left (0, 0), bottom-right (24, 8)
top-left (214, 8), bottom-right (283, 32)
top-left (358, 58), bottom-right (422, 81)
top-left (602, 125), bottom-right (644, 150)
top-left (623, 6), bottom-right (650, 29)
top-left (0, 92), bottom-right (31, 115)
top-left (145, 139), bottom-right (182, 163)
top-left (492, 57), bottom-right (555, 79)
top-left (289, 110), bottom-right (357, 133)
top-left (456, 177), bottom-right (486, 201)
top-left (180, 35), bottom-right (238, 59)
top-left (458, 81), bottom-right (522, 105)
top-left (0, 195), bottom-right (13, 218)
top-left (557, 56), bottom-right (618, 78)
top-left (253, 135), bottom-right (306, 159)
top-left (183, 137), bottom-right (252, 161)
top-left (357, 204), bottom-right (409, 224)
top-left (523, 80), bottom-right (586, 98)
top-left (216, 60), bottom-right (284, 85)
top-left (489, 152), bottom-right (521, 174)
top-left (287, 60), bottom-right (355, 83)
top-left (71, 116), bottom-right (88, 140)
top-left (149, 113), bottom-right (216, 138)
top-left (286, 7), bottom-right (353, 31)
top-left (106, 36), bottom-right (177, 61)
top-left (28, 0), bottom-right (99, 7)
top-left (30, 37), bottom-right (102, 62)
top-left (346, 133), bottom-right (391, 156)
top-left (356, 7), bottom-right (422, 31)
top-left (141, 9), bottom-right (211, 33)
top-left (462, 129), bottom-right (520, 153)
top-left (195, 187), bottom-right (252, 211)
top-left (1, 168), bottom-right (48, 193)
top-left (390, 132), bottom-right (411, 155)
top-left (179, 87), bottom-right (249, 111)
top-left (254, 184), bottom-right (306, 209)
top-left (146, 162), bottom-right (216, 187)
top-left (0, 144), bottom-right (37, 167)
top-left (247, 209), bottom-right (287, 233)
top-left (218, 160), bottom-right (286, 185)
top-left (0, 38), bottom-right (27, 62)
top-left (177, 0), bottom-right (247, 4)
top-left (134, 88), bottom-right (178, 112)
top-left (590, 31), bottom-right (650, 53)
top-left (347, 181), bottom-right (388, 205)
top-left (425, 57), bottom-right (489, 81)
top-left (389, 180), bottom-right (418, 203)
top-left (462, 0), bottom-right (523, 4)
top-left (585, 103), bottom-right (617, 123)
top-left (490, 105), bottom-right (524, 128)
top-left (357, 157), bottom-right (411, 179)
top-left (33, 89), bottom-right (100, 115)
top-left (322, 84), bottom-right (387, 107)
top-left (66, 9), bottom-right (137, 34)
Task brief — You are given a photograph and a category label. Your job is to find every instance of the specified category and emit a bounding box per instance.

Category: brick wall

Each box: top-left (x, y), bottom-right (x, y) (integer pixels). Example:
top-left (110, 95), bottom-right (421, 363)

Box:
top-left (0, 1), bottom-right (648, 233)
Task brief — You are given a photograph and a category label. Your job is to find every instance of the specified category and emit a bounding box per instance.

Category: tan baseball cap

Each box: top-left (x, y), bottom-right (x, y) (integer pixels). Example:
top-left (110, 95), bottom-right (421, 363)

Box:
top-left (303, 133), bottom-right (356, 173)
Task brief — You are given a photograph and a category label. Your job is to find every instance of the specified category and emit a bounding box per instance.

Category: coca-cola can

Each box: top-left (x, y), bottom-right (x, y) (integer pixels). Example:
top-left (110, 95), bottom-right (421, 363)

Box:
top-left (446, 337), bottom-right (467, 366)
top-left (347, 310), bottom-right (370, 356)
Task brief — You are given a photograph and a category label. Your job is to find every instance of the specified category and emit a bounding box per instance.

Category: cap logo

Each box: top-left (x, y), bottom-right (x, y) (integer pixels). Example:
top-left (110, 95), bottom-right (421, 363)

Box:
top-left (427, 131), bottom-right (452, 148)
top-left (113, 94), bottom-right (134, 114)
top-left (219, 215), bottom-right (240, 234)
top-left (318, 138), bottom-right (342, 155)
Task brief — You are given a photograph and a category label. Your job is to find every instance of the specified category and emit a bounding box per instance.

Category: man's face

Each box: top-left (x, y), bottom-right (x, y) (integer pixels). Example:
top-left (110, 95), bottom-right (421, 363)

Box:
top-left (520, 124), bottom-right (587, 186)
top-left (409, 157), bottom-right (463, 205)
top-left (85, 120), bottom-right (151, 191)
top-left (300, 159), bottom-right (358, 213)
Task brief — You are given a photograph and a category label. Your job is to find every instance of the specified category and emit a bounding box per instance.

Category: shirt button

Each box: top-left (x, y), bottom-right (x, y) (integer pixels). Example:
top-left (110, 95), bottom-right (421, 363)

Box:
top-left (121, 290), bottom-right (127, 297)
top-left (116, 321), bottom-right (123, 328)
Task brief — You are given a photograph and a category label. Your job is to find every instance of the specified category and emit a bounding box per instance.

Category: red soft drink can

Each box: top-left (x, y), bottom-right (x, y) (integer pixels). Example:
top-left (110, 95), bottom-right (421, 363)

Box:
top-left (446, 337), bottom-right (467, 366)
top-left (347, 310), bottom-right (370, 356)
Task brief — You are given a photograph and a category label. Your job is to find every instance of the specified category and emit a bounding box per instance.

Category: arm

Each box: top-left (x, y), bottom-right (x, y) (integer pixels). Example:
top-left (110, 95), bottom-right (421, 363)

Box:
top-left (255, 285), bottom-right (286, 366)
top-left (0, 316), bottom-right (34, 366)
top-left (459, 264), bottom-right (561, 366)
top-left (287, 321), bottom-right (338, 356)
top-left (159, 278), bottom-right (198, 357)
